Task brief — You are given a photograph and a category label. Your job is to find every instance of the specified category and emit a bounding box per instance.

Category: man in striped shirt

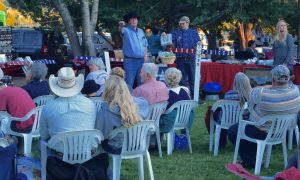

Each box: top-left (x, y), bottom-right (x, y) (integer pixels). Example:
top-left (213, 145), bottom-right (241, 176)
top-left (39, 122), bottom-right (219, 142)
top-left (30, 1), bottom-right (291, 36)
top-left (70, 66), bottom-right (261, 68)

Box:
top-left (228, 65), bottom-right (300, 168)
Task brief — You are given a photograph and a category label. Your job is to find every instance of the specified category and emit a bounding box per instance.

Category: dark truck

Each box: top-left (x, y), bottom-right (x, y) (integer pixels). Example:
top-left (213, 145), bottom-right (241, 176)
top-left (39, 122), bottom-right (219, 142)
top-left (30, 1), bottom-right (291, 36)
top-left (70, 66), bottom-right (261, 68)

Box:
top-left (11, 27), bottom-right (65, 60)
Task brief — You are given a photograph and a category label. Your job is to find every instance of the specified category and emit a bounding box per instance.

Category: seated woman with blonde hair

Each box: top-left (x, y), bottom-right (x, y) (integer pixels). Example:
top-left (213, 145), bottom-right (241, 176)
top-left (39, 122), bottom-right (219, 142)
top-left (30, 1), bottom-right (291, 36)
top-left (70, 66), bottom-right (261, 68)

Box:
top-left (95, 75), bottom-right (141, 154)
top-left (110, 67), bottom-right (125, 79)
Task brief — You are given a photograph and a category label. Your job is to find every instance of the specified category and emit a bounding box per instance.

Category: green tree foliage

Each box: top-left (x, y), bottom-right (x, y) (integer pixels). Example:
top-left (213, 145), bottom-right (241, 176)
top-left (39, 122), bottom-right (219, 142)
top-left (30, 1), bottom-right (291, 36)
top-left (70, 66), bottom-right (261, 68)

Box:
top-left (6, 0), bottom-right (300, 51)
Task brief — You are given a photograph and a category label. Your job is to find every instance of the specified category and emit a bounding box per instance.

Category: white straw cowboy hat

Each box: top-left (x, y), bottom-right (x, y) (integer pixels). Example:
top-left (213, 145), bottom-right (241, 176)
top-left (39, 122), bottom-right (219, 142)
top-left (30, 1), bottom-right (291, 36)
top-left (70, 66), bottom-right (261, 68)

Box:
top-left (49, 67), bottom-right (84, 97)
top-left (0, 68), bottom-right (3, 80)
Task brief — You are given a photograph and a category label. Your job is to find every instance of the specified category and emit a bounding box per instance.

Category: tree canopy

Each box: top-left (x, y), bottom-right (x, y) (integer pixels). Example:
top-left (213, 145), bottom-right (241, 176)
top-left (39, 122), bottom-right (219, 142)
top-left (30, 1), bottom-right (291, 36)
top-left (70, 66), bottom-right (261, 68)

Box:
top-left (6, 0), bottom-right (300, 54)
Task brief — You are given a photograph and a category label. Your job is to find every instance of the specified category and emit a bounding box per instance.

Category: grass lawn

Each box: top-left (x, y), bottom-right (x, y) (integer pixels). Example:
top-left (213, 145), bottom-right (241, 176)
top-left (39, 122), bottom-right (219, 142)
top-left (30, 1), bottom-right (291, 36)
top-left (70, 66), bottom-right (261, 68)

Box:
top-left (119, 101), bottom-right (296, 180)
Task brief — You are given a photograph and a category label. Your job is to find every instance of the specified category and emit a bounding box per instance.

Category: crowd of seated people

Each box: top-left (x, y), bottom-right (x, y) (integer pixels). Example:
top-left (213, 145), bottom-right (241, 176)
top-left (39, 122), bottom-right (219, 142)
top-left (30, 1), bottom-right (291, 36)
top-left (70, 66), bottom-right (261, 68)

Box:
top-left (3, 57), bottom-right (300, 178)
top-left (228, 65), bottom-right (300, 168)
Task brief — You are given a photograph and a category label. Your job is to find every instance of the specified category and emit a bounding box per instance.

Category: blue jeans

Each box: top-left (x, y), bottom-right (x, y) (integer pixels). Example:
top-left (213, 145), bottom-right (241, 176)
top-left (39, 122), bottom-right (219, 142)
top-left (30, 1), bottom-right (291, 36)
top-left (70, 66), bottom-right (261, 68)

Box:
top-left (123, 59), bottom-right (144, 88)
top-left (176, 58), bottom-right (195, 96)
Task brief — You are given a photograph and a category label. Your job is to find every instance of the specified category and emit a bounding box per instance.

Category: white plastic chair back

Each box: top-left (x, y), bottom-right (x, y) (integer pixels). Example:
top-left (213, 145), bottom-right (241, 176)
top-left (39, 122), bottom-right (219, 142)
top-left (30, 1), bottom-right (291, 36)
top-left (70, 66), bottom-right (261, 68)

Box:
top-left (265, 115), bottom-right (294, 144)
top-left (4, 106), bottom-right (43, 156)
top-left (41, 130), bottom-right (104, 180)
top-left (108, 121), bottom-right (156, 180)
top-left (209, 100), bottom-right (242, 156)
top-left (211, 100), bottom-right (242, 128)
top-left (109, 121), bottom-right (156, 157)
top-left (233, 113), bottom-right (296, 175)
top-left (164, 100), bottom-right (198, 155)
top-left (33, 95), bottom-right (55, 106)
top-left (89, 97), bottom-right (102, 111)
top-left (6, 106), bottom-right (43, 137)
top-left (47, 130), bottom-right (103, 164)
top-left (146, 101), bottom-right (168, 157)
top-left (147, 101), bottom-right (168, 126)
top-left (167, 100), bottom-right (198, 130)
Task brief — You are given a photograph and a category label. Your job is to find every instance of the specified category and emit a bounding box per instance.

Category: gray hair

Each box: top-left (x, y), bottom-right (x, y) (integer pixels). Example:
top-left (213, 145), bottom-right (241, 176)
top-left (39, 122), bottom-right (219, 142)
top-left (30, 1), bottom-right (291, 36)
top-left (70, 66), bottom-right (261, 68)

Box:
top-left (271, 65), bottom-right (290, 85)
top-left (28, 63), bottom-right (48, 81)
top-left (142, 63), bottom-right (158, 78)
top-left (233, 72), bottom-right (252, 106)
top-left (88, 57), bottom-right (105, 70)
top-left (165, 67), bottom-right (182, 87)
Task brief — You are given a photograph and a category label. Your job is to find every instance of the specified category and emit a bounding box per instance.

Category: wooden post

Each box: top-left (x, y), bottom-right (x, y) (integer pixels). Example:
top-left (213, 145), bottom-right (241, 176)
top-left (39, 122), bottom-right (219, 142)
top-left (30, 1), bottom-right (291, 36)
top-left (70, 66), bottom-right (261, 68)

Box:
top-left (193, 43), bottom-right (202, 102)
top-left (104, 51), bottom-right (111, 74)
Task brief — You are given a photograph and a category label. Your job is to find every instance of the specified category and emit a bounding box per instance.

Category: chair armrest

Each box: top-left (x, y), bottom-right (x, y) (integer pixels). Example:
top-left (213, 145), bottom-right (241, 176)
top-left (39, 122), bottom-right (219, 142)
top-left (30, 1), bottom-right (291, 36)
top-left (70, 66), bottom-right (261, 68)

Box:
top-left (164, 105), bottom-right (176, 114)
top-left (107, 127), bottom-right (125, 140)
top-left (10, 116), bottom-right (28, 122)
top-left (239, 119), bottom-right (257, 126)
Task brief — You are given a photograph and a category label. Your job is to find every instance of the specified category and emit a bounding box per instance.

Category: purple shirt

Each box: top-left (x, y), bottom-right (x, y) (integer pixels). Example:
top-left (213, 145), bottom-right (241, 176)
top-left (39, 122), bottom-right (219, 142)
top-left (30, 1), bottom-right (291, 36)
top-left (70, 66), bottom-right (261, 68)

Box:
top-left (132, 79), bottom-right (169, 104)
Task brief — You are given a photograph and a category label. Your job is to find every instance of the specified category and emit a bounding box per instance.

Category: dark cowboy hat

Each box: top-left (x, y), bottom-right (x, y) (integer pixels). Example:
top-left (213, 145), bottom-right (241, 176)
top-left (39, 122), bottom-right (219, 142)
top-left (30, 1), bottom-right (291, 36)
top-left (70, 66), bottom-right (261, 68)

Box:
top-left (123, 12), bottom-right (139, 23)
top-left (81, 80), bottom-right (100, 95)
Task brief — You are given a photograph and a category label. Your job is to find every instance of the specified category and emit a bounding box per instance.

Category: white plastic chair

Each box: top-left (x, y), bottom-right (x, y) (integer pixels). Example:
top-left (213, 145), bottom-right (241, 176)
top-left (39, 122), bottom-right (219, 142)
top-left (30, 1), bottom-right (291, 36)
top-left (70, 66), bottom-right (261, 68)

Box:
top-left (5, 106), bottom-right (43, 156)
top-left (209, 100), bottom-right (242, 156)
top-left (233, 114), bottom-right (296, 175)
top-left (40, 129), bottom-right (104, 180)
top-left (108, 121), bottom-right (156, 180)
top-left (89, 97), bottom-right (102, 111)
top-left (146, 101), bottom-right (168, 157)
top-left (33, 95), bottom-right (55, 106)
top-left (287, 117), bottom-right (299, 150)
top-left (164, 100), bottom-right (198, 155)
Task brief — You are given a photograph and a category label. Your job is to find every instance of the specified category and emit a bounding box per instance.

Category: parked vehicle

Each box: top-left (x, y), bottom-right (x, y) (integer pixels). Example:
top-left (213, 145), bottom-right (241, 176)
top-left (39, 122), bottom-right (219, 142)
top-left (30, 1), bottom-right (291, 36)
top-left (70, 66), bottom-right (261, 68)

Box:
top-left (63, 32), bottom-right (113, 58)
top-left (11, 28), bottom-right (66, 59)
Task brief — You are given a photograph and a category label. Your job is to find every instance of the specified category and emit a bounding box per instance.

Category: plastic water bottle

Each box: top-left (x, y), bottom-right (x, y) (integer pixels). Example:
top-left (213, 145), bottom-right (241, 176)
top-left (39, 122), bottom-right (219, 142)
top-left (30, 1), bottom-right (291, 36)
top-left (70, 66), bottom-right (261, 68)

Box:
top-left (158, 70), bottom-right (165, 82)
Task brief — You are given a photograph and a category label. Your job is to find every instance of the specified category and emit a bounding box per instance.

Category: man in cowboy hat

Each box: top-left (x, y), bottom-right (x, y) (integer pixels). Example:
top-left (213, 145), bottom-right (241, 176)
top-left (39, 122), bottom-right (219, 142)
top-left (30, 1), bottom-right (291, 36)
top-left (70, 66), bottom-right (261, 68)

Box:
top-left (0, 68), bottom-right (36, 133)
top-left (122, 11), bottom-right (148, 88)
top-left (39, 67), bottom-right (97, 151)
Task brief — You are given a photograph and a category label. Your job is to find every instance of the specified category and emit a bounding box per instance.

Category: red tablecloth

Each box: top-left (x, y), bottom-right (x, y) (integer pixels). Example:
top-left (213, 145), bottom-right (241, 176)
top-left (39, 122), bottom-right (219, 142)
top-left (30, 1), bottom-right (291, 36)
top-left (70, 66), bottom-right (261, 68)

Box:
top-left (201, 62), bottom-right (300, 94)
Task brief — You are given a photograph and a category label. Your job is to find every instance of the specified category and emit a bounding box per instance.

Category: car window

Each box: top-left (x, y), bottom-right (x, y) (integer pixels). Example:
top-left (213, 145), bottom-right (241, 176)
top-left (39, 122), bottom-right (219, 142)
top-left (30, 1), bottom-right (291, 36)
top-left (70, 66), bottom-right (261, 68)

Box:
top-left (23, 31), bottom-right (40, 44)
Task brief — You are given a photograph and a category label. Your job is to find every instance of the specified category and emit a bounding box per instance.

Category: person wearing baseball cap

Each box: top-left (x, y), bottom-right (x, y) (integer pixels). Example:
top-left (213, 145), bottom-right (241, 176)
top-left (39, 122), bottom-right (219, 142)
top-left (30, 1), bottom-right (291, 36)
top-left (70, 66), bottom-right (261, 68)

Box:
top-left (228, 65), bottom-right (300, 168)
top-left (170, 16), bottom-right (200, 97)
top-left (122, 11), bottom-right (148, 88)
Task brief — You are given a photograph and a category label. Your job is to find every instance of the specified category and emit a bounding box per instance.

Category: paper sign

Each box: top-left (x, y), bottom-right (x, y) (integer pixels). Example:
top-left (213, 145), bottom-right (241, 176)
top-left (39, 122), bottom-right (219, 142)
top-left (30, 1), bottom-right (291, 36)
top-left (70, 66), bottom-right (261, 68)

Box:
top-left (160, 34), bottom-right (172, 46)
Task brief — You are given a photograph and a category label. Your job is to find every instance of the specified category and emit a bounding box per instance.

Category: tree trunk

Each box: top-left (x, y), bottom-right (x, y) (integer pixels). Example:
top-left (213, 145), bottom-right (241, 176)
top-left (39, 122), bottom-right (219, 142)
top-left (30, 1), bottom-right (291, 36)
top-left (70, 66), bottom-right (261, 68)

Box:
top-left (206, 28), bottom-right (217, 50)
top-left (90, 0), bottom-right (99, 34)
top-left (244, 22), bottom-right (254, 47)
top-left (81, 0), bottom-right (96, 56)
top-left (52, 0), bottom-right (82, 56)
top-left (238, 22), bottom-right (246, 51)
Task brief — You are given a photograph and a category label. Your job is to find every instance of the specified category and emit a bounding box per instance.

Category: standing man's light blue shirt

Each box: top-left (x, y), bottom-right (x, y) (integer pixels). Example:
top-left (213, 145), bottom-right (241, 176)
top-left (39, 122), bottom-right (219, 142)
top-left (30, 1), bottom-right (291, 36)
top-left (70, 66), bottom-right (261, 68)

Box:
top-left (123, 26), bottom-right (148, 58)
